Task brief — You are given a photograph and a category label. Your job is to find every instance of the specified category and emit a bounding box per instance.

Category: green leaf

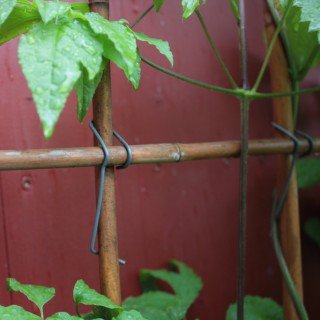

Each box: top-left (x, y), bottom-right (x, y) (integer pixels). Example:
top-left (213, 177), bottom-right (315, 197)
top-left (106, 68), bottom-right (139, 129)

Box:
top-left (134, 32), bottom-right (173, 66)
top-left (226, 296), bottom-right (283, 320)
top-left (71, 2), bottom-right (89, 14)
top-left (124, 292), bottom-right (183, 320)
top-left (229, 0), bottom-right (240, 22)
top-left (294, 0), bottom-right (320, 33)
top-left (0, 0), bottom-right (41, 45)
top-left (123, 260), bottom-right (202, 320)
top-left (153, 0), bottom-right (164, 12)
top-left (76, 62), bottom-right (105, 122)
top-left (85, 12), bottom-right (140, 88)
top-left (304, 217), bottom-right (320, 248)
top-left (0, 0), bottom-right (16, 25)
top-left (114, 310), bottom-right (148, 320)
top-left (297, 158), bottom-right (320, 188)
top-left (0, 305), bottom-right (41, 320)
top-left (7, 278), bottom-right (55, 315)
top-left (36, 0), bottom-right (71, 24)
top-left (140, 260), bottom-right (202, 306)
top-left (181, 0), bottom-right (205, 20)
top-left (278, 1), bottom-right (320, 80)
top-left (47, 313), bottom-right (82, 320)
top-left (18, 18), bottom-right (103, 138)
top-left (73, 280), bottom-right (122, 312)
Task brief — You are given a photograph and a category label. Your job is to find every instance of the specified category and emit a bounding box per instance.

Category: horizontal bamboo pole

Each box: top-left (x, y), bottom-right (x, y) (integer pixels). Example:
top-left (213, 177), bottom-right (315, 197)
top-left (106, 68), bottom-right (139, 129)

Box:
top-left (0, 138), bottom-right (319, 171)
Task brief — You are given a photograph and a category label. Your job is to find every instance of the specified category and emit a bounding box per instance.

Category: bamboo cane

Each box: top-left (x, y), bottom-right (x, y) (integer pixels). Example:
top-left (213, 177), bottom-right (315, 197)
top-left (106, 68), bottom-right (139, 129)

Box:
top-left (89, 0), bottom-right (121, 304)
top-left (0, 138), bottom-right (319, 170)
top-left (265, 10), bottom-right (303, 320)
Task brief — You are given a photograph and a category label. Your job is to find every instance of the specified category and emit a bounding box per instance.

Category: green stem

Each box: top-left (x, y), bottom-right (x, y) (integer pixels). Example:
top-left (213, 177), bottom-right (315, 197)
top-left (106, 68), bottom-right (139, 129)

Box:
top-left (252, 86), bottom-right (320, 99)
top-left (141, 56), bottom-right (239, 96)
top-left (141, 56), bottom-right (320, 99)
top-left (195, 10), bottom-right (238, 89)
top-left (271, 217), bottom-right (309, 320)
top-left (252, 0), bottom-right (293, 91)
top-left (292, 81), bottom-right (300, 126)
top-left (130, 4), bottom-right (154, 28)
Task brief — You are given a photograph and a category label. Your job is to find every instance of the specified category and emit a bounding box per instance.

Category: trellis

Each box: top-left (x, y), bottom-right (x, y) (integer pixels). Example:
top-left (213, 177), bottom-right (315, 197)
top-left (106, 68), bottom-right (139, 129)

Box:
top-left (0, 1), bottom-right (312, 320)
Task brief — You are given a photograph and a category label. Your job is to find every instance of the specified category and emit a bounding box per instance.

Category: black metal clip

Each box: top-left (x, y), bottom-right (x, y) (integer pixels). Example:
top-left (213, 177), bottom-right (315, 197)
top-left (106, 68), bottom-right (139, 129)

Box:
top-left (89, 121), bottom-right (132, 265)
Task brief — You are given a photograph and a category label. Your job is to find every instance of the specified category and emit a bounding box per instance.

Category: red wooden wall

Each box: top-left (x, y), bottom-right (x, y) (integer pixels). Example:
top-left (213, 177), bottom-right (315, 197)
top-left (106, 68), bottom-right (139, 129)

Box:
top-left (0, 0), bottom-right (319, 319)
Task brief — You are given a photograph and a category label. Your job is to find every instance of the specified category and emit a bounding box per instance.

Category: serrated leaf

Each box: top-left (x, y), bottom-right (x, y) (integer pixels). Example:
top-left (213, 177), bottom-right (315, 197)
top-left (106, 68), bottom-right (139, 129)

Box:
top-left (0, 0), bottom-right (40, 45)
top-left (114, 310), bottom-right (148, 320)
top-left (226, 296), bottom-right (283, 320)
top-left (7, 278), bottom-right (55, 314)
top-left (18, 18), bottom-right (103, 138)
top-left (76, 62), bottom-right (105, 122)
top-left (124, 292), bottom-right (183, 320)
top-left (85, 12), bottom-right (140, 88)
top-left (297, 158), bottom-right (320, 188)
top-left (47, 312), bottom-right (83, 320)
top-left (0, 305), bottom-right (41, 320)
top-left (73, 280), bottom-right (122, 312)
top-left (181, 0), bottom-right (206, 20)
top-left (294, 0), bottom-right (320, 33)
top-left (277, 1), bottom-right (320, 80)
top-left (153, 0), bottom-right (164, 12)
top-left (0, 0), bottom-right (16, 25)
top-left (123, 260), bottom-right (202, 320)
top-left (140, 260), bottom-right (202, 306)
top-left (304, 217), bottom-right (320, 248)
top-left (134, 32), bottom-right (173, 66)
top-left (36, 0), bottom-right (71, 24)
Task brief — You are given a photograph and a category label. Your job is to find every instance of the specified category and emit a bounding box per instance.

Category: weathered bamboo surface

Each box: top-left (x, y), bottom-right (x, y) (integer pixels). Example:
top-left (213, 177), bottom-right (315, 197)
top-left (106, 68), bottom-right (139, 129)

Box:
top-left (0, 138), bottom-right (319, 170)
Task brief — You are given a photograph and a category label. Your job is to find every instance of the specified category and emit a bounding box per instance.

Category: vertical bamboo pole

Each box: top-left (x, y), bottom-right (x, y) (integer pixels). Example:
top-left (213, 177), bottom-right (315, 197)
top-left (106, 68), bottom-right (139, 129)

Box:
top-left (265, 10), bottom-right (303, 320)
top-left (89, 0), bottom-right (122, 304)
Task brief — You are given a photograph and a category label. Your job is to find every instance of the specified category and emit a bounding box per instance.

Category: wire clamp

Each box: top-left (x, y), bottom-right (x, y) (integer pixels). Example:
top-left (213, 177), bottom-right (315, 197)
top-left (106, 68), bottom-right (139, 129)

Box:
top-left (89, 121), bottom-right (132, 265)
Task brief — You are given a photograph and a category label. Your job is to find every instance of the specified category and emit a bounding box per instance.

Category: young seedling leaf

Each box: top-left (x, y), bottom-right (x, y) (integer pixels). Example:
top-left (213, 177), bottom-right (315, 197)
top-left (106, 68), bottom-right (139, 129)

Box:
top-left (134, 32), bottom-right (173, 66)
top-left (304, 217), bottom-right (320, 248)
top-left (47, 313), bottom-right (83, 320)
top-left (0, 0), bottom-right (41, 45)
top-left (73, 280), bottom-right (122, 312)
top-left (18, 18), bottom-right (103, 138)
top-left (7, 278), bottom-right (55, 315)
top-left (297, 158), bottom-right (320, 188)
top-left (124, 292), bottom-right (182, 320)
top-left (225, 296), bottom-right (284, 320)
top-left (123, 260), bottom-right (202, 320)
top-left (36, 0), bottom-right (71, 24)
top-left (114, 310), bottom-right (148, 320)
top-left (76, 62), bottom-right (105, 122)
top-left (181, 0), bottom-right (206, 20)
top-left (85, 12), bottom-right (140, 88)
top-left (0, 305), bottom-right (41, 320)
top-left (153, 0), bottom-right (165, 12)
top-left (0, 0), bottom-right (16, 25)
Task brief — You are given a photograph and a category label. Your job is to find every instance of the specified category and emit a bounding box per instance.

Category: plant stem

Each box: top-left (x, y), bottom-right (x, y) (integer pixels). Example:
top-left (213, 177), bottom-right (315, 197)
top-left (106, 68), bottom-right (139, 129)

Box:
top-left (271, 217), bottom-right (309, 320)
top-left (141, 56), bottom-right (239, 96)
top-left (237, 1), bottom-right (250, 320)
top-left (130, 4), bottom-right (154, 28)
top-left (237, 97), bottom-right (250, 320)
top-left (292, 80), bottom-right (300, 126)
top-left (252, 86), bottom-right (320, 99)
top-left (195, 10), bottom-right (238, 89)
top-left (142, 56), bottom-right (320, 99)
top-left (252, 0), bottom-right (293, 91)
